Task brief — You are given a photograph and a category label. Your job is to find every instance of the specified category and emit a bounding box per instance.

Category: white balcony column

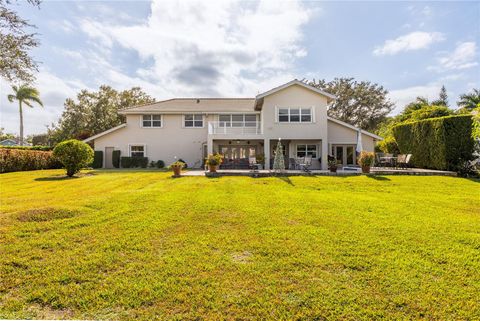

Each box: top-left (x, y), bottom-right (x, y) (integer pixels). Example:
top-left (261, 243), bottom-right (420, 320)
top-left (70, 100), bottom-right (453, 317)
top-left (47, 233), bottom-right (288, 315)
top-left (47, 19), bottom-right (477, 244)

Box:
top-left (263, 139), bottom-right (270, 170)
top-left (321, 139), bottom-right (328, 170)
top-left (207, 137), bottom-right (213, 155)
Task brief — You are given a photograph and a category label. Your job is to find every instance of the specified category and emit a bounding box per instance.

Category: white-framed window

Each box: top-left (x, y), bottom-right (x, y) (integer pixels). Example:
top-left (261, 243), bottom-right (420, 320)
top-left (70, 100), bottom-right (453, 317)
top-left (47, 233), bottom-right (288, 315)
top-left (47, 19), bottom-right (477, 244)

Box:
top-left (296, 144), bottom-right (317, 158)
top-left (184, 114), bottom-right (204, 128)
top-left (218, 114), bottom-right (257, 127)
top-left (142, 114), bottom-right (162, 127)
top-left (129, 144), bottom-right (146, 157)
top-left (278, 107), bottom-right (312, 123)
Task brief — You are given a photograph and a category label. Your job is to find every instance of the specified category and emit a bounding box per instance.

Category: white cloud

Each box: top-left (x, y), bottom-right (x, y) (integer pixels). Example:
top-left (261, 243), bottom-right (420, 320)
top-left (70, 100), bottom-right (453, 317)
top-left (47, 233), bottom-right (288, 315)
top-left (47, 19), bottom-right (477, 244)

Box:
top-left (77, 0), bottom-right (313, 97)
top-left (388, 84), bottom-right (441, 114)
top-left (373, 31), bottom-right (445, 56)
top-left (429, 42), bottom-right (478, 72)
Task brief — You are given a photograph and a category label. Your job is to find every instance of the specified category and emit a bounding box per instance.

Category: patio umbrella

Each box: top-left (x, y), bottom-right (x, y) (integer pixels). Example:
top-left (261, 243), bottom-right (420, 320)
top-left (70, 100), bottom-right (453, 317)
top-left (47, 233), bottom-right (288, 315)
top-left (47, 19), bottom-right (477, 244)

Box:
top-left (356, 129), bottom-right (363, 153)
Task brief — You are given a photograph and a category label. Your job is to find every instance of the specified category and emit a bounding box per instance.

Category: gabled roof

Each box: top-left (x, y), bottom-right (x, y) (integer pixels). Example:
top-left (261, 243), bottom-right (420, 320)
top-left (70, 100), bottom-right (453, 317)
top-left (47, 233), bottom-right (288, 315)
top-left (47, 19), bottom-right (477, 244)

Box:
top-left (255, 79), bottom-right (337, 101)
top-left (119, 98), bottom-right (256, 114)
top-left (0, 138), bottom-right (20, 146)
top-left (327, 116), bottom-right (383, 140)
top-left (83, 123), bottom-right (127, 143)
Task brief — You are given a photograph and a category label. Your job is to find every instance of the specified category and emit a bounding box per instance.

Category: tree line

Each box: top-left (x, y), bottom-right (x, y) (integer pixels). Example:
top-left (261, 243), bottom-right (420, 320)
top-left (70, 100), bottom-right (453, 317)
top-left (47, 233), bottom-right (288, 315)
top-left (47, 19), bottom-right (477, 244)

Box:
top-left (1, 1), bottom-right (479, 147)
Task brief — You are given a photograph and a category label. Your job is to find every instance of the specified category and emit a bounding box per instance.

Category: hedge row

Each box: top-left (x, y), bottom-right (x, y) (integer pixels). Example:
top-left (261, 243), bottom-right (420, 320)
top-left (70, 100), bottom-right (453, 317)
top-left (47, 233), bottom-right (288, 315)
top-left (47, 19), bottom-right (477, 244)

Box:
top-left (0, 148), bottom-right (62, 173)
top-left (392, 115), bottom-right (475, 171)
top-left (120, 156), bottom-right (148, 168)
top-left (112, 150), bottom-right (121, 168)
top-left (92, 151), bottom-right (103, 169)
top-left (0, 145), bottom-right (53, 151)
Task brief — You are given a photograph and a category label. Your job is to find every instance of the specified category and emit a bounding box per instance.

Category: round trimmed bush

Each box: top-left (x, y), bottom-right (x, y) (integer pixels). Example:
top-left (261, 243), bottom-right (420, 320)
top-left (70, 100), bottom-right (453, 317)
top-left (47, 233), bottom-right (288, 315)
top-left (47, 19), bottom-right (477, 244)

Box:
top-left (53, 139), bottom-right (94, 177)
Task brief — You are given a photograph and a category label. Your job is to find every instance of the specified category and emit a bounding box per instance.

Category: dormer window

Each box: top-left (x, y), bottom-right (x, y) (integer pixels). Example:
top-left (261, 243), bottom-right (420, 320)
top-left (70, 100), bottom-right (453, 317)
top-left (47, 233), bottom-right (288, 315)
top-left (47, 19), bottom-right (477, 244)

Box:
top-left (278, 107), bottom-right (312, 123)
top-left (142, 115), bottom-right (162, 127)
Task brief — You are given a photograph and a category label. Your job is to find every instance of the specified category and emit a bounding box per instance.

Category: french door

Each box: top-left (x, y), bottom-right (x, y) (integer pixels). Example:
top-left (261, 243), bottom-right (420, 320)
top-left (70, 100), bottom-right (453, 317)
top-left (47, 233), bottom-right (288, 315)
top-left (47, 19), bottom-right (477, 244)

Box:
top-left (332, 145), bottom-right (356, 166)
top-left (219, 146), bottom-right (256, 160)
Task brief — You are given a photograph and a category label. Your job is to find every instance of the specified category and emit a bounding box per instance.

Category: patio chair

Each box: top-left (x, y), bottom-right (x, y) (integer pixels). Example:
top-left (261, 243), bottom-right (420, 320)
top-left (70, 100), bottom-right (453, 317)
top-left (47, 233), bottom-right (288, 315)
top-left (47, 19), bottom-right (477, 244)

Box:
top-left (249, 157), bottom-right (260, 172)
top-left (375, 153), bottom-right (385, 166)
top-left (398, 154), bottom-right (412, 169)
top-left (396, 154), bottom-right (406, 169)
top-left (301, 155), bottom-right (312, 172)
top-left (295, 157), bottom-right (304, 171)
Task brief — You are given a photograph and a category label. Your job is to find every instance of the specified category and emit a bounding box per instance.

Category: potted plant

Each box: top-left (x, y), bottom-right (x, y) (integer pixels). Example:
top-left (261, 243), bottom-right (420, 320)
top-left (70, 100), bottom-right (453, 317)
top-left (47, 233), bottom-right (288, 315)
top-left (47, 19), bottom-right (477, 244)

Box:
top-left (169, 160), bottom-right (185, 177)
top-left (328, 156), bottom-right (337, 173)
top-left (358, 151), bottom-right (375, 173)
top-left (205, 153), bottom-right (223, 172)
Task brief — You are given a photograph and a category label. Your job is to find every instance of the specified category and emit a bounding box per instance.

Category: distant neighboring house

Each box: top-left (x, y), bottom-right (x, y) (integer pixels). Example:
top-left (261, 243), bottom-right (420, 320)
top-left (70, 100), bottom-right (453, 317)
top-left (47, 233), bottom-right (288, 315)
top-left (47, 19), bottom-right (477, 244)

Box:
top-left (0, 139), bottom-right (21, 146)
top-left (84, 80), bottom-right (382, 169)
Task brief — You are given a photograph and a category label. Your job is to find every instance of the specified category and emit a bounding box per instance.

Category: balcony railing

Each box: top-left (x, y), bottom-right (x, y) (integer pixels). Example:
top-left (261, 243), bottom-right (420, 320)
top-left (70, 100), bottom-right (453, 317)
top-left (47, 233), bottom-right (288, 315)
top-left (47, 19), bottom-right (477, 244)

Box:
top-left (208, 121), bottom-right (262, 135)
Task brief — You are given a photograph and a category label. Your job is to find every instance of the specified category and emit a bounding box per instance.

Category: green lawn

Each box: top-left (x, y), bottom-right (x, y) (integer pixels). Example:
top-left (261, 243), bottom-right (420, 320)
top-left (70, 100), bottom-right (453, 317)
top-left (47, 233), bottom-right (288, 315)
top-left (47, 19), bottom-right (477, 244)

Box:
top-left (0, 170), bottom-right (479, 320)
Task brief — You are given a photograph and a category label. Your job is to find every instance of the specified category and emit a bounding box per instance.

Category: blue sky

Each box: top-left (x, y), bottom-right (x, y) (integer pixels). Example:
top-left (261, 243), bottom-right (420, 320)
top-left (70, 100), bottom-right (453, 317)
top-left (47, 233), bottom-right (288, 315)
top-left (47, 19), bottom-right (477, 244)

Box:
top-left (1, 0), bottom-right (479, 135)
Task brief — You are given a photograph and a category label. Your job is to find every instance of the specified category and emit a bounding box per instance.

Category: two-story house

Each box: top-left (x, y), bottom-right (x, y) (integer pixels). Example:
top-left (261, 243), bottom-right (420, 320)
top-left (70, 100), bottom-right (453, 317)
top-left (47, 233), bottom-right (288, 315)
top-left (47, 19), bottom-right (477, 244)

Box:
top-left (84, 80), bottom-right (382, 170)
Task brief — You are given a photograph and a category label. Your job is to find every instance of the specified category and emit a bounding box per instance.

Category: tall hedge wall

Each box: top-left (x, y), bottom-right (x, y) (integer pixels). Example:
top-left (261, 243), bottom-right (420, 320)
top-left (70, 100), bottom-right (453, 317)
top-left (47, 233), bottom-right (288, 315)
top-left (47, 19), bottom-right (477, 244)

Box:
top-left (392, 115), bottom-right (475, 171)
top-left (0, 149), bottom-right (61, 173)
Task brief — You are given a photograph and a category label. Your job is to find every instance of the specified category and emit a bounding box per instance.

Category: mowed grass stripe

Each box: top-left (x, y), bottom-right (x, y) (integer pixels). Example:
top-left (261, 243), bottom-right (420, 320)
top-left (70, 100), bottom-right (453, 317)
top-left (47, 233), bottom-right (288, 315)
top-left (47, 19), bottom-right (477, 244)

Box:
top-left (0, 170), bottom-right (478, 320)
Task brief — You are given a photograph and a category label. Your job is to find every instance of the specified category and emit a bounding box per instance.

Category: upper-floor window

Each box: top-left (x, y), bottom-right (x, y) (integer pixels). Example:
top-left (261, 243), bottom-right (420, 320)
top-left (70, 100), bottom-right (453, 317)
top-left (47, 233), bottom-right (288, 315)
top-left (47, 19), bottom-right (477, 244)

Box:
top-left (184, 114), bottom-right (203, 128)
top-left (142, 114), bottom-right (162, 127)
top-left (278, 107), bottom-right (312, 123)
top-left (218, 114), bottom-right (257, 127)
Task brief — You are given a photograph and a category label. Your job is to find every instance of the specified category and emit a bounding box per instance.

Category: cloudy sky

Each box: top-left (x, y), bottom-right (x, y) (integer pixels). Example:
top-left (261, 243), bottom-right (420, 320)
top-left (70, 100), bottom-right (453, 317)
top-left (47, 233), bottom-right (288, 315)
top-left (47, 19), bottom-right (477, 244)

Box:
top-left (0, 0), bottom-right (479, 135)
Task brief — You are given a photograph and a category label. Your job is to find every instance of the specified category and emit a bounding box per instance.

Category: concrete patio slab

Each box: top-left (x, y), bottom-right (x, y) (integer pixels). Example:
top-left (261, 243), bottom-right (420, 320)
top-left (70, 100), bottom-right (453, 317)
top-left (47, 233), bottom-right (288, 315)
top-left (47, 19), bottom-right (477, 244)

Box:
top-left (182, 167), bottom-right (457, 177)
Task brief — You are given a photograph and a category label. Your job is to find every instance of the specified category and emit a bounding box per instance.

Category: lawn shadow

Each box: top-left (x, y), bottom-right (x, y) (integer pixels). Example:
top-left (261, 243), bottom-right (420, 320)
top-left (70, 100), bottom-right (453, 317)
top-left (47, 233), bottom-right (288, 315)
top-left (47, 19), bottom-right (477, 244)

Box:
top-left (35, 175), bottom-right (80, 181)
top-left (275, 176), bottom-right (295, 186)
top-left (465, 177), bottom-right (480, 183)
top-left (366, 175), bottom-right (391, 181)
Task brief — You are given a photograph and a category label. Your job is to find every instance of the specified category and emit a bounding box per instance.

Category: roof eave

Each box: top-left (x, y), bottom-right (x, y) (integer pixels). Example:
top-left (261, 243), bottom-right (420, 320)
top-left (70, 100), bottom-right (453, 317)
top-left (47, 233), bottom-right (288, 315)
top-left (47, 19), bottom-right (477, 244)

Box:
top-left (83, 123), bottom-right (127, 143)
top-left (327, 117), bottom-right (383, 140)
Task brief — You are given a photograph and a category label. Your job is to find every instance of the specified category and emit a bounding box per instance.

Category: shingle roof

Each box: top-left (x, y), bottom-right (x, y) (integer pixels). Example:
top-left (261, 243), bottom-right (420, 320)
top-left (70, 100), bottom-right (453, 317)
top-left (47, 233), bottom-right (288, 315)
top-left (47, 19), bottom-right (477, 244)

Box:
top-left (119, 98), bottom-right (256, 114)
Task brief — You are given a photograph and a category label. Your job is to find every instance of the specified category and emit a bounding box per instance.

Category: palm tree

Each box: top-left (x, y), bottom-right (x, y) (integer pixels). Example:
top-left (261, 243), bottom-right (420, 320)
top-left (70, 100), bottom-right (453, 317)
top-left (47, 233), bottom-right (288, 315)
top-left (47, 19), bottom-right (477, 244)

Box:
top-left (457, 88), bottom-right (480, 111)
top-left (7, 85), bottom-right (43, 145)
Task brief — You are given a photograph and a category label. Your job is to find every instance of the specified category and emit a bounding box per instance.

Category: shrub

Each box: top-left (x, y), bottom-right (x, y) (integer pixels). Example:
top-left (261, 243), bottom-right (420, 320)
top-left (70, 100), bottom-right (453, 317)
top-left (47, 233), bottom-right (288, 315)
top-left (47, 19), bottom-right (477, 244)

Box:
top-left (91, 151), bottom-right (103, 168)
top-left (358, 151), bottom-right (375, 167)
top-left (393, 115), bottom-right (475, 171)
top-left (120, 156), bottom-right (149, 168)
top-left (31, 134), bottom-right (49, 146)
top-left (112, 150), bottom-right (121, 168)
top-left (156, 160), bottom-right (165, 168)
top-left (53, 140), bottom-right (94, 177)
top-left (0, 149), bottom-right (61, 173)
top-left (377, 136), bottom-right (400, 154)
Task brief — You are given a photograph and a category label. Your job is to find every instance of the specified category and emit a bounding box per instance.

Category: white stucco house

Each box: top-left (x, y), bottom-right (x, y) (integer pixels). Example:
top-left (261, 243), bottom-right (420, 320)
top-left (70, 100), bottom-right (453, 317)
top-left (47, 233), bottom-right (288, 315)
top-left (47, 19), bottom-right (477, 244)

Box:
top-left (84, 80), bottom-right (382, 170)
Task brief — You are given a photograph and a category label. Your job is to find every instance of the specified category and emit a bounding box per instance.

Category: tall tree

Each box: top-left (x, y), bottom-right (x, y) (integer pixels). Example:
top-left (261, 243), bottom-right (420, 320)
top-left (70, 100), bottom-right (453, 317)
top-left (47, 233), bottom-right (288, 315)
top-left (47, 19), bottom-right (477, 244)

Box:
top-left (0, 0), bottom-right (41, 82)
top-left (432, 85), bottom-right (448, 106)
top-left (7, 84), bottom-right (43, 145)
top-left (50, 86), bottom-right (155, 143)
top-left (457, 88), bottom-right (480, 111)
top-left (402, 96), bottom-right (430, 115)
top-left (308, 77), bottom-right (394, 132)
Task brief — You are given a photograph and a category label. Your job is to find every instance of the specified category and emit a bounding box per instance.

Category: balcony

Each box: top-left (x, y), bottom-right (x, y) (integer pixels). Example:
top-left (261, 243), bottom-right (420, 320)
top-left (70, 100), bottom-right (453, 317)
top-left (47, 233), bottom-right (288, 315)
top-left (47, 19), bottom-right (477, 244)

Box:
top-left (208, 121), bottom-right (262, 135)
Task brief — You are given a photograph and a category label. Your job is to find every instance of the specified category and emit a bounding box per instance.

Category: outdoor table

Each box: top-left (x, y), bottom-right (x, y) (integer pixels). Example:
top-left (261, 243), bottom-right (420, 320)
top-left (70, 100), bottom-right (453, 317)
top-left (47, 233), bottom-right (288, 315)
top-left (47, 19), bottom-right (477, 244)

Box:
top-left (380, 156), bottom-right (397, 166)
